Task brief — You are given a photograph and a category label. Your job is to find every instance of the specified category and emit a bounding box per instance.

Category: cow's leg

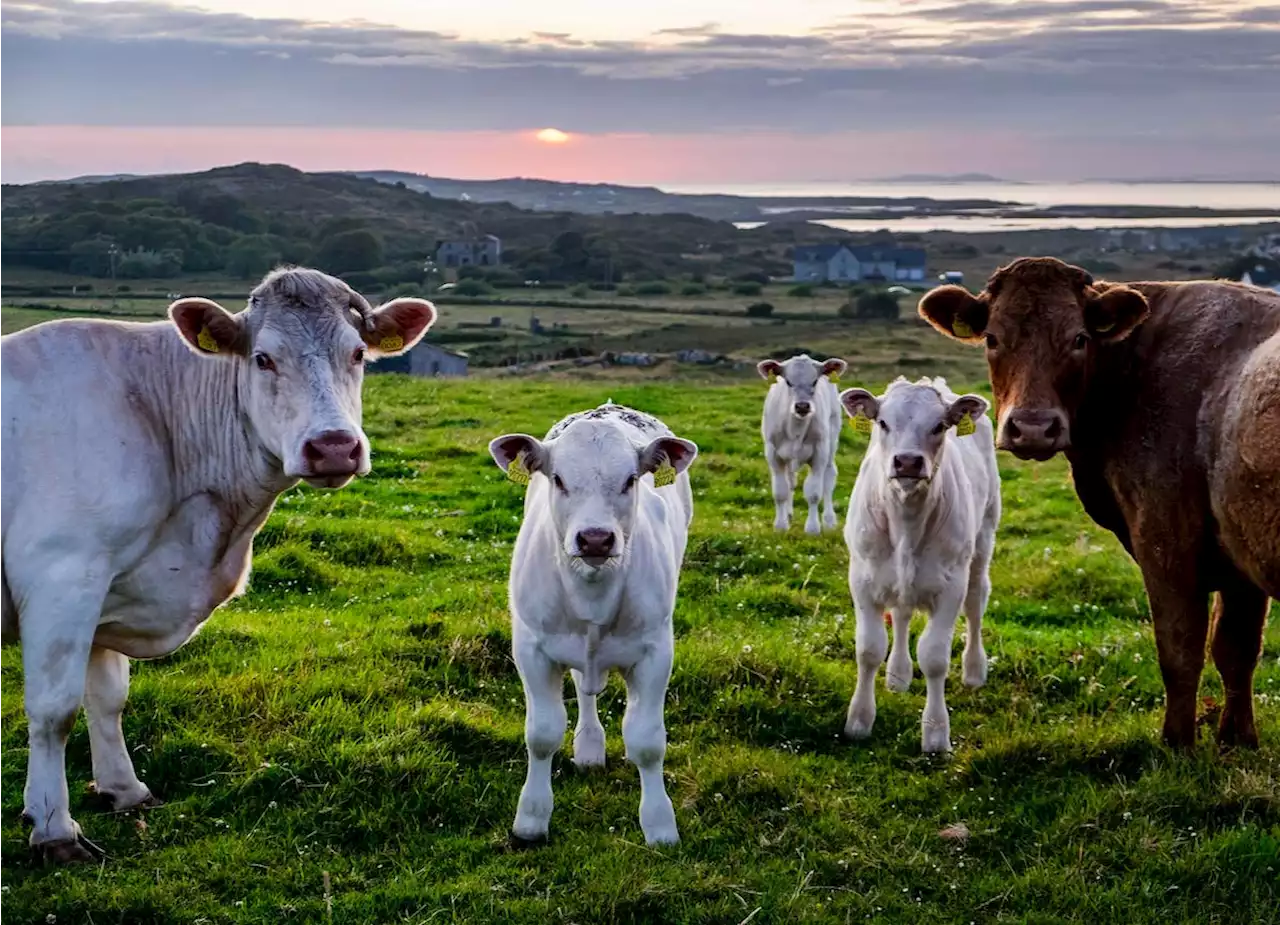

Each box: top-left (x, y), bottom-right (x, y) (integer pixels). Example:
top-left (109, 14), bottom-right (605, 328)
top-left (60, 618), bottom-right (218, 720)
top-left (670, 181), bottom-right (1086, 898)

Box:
top-left (1210, 576), bottom-right (1268, 749)
top-left (622, 645), bottom-right (677, 845)
top-left (768, 452), bottom-right (793, 531)
top-left (885, 605), bottom-right (913, 693)
top-left (845, 591), bottom-right (888, 739)
top-left (918, 585), bottom-right (966, 753)
top-left (85, 647), bottom-right (157, 810)
top-left (962, 537), bottom-right (994, 689)
top-left (569, 668), bottom-right (606, 768)
top-left (821, 452), bottom-right (839, 531)
top-left (512, 644), bottom-right (566, 843)
top-left (802, 464), bottom-right (823, 535)
top-left (19, 578), bottom-right (106, 863)
top-left (1144, 573), bottom-right (1209, 750)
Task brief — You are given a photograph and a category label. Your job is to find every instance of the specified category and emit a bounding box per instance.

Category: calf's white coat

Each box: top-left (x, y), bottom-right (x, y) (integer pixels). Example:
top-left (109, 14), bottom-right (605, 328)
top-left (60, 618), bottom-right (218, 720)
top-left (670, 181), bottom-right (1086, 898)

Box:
top-left (1, 267), bottom-right (435, 861)
top-left (840, 377), bottom-right (1000, 753)
top-left (758, 354), bottom-right (848, 534)
top-left (489, 403), bottom-right (697, 845)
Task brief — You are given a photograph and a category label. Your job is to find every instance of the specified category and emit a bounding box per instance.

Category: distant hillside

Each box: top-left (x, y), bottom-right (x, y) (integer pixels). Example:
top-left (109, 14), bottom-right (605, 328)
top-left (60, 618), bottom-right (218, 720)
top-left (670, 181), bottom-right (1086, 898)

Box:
top-left (0, 162), bottom-right (852, 286)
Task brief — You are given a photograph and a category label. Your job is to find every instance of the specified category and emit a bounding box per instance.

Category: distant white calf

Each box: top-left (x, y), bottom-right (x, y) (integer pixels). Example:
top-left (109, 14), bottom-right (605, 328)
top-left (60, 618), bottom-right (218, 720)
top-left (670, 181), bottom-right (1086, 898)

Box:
top-left (757, 354), bottom-right (848, 534)
top-left (839, 377), bottom-right (1000, 753)
top-left (489, 402), bottom-right (698, 845)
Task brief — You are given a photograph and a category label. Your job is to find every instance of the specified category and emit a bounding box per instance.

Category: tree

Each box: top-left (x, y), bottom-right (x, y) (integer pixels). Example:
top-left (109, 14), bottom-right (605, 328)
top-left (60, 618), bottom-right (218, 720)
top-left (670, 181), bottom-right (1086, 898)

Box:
top-left (316, 229), bottom-right (384, 275)
top-left (745, 302), bottom-right (774, 317)
top-left (226, 235), bottom-right (283, 279)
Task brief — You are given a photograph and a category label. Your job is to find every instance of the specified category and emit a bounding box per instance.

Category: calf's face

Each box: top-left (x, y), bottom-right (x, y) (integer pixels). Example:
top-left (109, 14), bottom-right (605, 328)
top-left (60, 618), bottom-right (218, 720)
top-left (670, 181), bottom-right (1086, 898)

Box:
top-left (840, 382), bottom-right (987, 494)
top-left (758, 355), bottom-right (847, 418)
top-left (918, 257), bottom-right (1148, 460)
top-left (489, 421), bottom-right (697, 577)
top-left (169, 268), bottom-right (436, 488)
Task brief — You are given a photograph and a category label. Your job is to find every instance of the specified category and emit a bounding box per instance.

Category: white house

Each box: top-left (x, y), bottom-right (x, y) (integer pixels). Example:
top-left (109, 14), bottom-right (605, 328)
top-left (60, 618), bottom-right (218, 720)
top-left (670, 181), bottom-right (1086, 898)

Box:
top-left (435, 234), bottom-right (502, 268)
top-left (369, 342), bottom-right (469, 377)
top-left (792, 244), bottom-right (927, 283)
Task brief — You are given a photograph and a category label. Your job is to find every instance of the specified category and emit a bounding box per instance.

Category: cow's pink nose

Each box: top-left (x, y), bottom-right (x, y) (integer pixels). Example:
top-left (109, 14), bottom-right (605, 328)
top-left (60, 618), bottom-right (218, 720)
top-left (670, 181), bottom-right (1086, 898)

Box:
top-left (302, 431), bottom-right (362, 475)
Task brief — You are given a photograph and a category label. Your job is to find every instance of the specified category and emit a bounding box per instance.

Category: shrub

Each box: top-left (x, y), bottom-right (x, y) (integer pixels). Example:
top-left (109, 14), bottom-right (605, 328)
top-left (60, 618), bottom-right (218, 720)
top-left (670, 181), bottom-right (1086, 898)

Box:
top-left (452, 279), bottom-right (493, 297)
top-left (840, 289), bottom-right (900, 320)
top-left (680, 284), bottom-right (706, 296)
top-left (735, 270), bottom-right (770, 285)
top-left (788, 284), bottom-right (814, 298)
top-left (745, 302), bottom-right (774, 318)
top-left (634, 281), bottom-right (671, 296)
top-left (733, 282), bottom-right (763, 297)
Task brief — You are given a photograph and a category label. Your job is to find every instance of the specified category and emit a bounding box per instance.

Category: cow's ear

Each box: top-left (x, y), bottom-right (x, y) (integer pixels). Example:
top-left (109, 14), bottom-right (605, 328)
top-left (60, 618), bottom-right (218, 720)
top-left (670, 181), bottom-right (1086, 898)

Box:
top-left (169, 298), bottom-right (246, 357)
top-left (363, 298), bottom-right (437, 356)
top-left (489, 434), bottom-right (547, 484)
top-left (946, 394), bottom-right (989, 434)
top-left (917, 286), bottom-right (988, 343)
top-left (639, 437), bottom-right (698, 483)
top-left (757, 359), bottom-right (784, 381)
top-left (840, 388), bottom-right (879, 421)
top-left (1085, 285), bottom-right (1148, 343)
top-left (820, 357), bottom-right (848, 380)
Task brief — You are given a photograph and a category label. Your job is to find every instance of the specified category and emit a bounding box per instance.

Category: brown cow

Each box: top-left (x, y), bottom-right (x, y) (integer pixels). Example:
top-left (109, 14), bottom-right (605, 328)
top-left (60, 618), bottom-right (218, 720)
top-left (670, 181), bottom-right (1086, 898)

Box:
top-left (918, 257), bottom-right (1280, 750)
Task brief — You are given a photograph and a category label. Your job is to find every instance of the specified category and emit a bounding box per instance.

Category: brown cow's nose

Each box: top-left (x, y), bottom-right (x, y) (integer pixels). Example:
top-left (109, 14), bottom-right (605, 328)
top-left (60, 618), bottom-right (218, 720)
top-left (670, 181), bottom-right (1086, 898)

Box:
top-left (302, 430), bottom-right (362, 475)
top-left (1000, 410), bottom-right (1069, 459)
top-left (794, 402), bottom-right (812, 417)
top-left (575, 529), bottom-right (617, 559)
top-left (892, 453), bottom-right (926, 478)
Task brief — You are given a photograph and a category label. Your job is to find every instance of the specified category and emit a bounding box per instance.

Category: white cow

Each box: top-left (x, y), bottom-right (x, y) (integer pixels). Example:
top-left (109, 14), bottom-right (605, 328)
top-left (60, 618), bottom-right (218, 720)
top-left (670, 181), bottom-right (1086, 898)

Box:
top-left (1, 267), bottom-right (436, 862)
top-left (488, 402), bottom-right (698, 846)
top-left (757, 354), bottom-right (848, 534)
top-left (839, 376), bottom-right (1000, 753)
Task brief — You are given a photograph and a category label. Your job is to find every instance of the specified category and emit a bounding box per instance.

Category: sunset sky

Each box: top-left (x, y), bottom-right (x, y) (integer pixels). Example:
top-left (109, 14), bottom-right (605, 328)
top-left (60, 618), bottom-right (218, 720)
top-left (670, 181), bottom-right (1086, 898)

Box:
top-left (3, 0), bottom-right (1278, 185)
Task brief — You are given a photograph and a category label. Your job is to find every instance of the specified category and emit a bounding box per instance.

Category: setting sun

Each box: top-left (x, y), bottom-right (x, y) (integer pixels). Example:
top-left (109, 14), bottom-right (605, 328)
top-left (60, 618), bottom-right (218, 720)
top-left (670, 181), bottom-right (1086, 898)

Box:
top-left (534, 127), bottom-right (571, 144)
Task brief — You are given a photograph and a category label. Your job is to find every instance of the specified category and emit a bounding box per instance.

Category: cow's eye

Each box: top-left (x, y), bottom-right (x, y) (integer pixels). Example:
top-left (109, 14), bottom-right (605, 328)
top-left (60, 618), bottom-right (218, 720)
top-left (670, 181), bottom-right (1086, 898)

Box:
top-left (254, 353), bottom-right (276, 372)
top-left (985, 333), bottom-right (999, 350)
top-left (1073, 332), bottom-right (1089, 350)
top-left (932, 422), bottom-right (947, 435)
top-left (878, 419), bottom-right (889, 432)
top-left (621, 474), bottom-right (636, 493)
top-left (352, 347), bottom-right (366, 365)
top-left (552, 474), bottom-right (567, 493)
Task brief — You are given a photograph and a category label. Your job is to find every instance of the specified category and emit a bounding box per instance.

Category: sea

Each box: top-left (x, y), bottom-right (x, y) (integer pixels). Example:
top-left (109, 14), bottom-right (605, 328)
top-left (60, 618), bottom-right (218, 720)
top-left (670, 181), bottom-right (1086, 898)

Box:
top-left (661, 181), bottom-right (1280, 233)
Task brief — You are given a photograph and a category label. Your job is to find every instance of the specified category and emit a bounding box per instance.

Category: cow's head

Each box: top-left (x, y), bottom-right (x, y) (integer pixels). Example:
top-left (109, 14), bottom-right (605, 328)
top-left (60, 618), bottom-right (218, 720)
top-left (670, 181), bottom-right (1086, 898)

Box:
top-left (168, 267), bottom-right (436, 488)
top-left (840, 378), bottom-right (987, 495)
top-left (758, 354), bottom-right (848, 419)
top-left (917, 257), bottom-right (1148, 460)
top-left (488, 420), bottom-right (697, 579)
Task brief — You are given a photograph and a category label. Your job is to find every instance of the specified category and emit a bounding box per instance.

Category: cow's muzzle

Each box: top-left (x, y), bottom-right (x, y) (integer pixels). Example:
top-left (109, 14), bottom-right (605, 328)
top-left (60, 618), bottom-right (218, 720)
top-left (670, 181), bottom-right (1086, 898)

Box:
top-left (998, 409), bottom-right (1070, 460)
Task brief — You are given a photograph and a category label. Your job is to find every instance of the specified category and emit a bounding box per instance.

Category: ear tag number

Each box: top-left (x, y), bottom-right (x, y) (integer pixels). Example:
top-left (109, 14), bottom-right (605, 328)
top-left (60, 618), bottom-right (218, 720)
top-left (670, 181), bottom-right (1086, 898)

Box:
top-left (379, 334), bottom-right (405, 352)
top-left (506, 451), bottom-right (531, 486)
top-left (197, 326), bottom-right (219, 353)
top-left (850, 414), bottom-right (873, 434)
top-left (952, 319), bottom-right (974, 338)
top-left (955, 415), bottom-right (976, 437)
top-left (652, 452), bottom-right (677, 488)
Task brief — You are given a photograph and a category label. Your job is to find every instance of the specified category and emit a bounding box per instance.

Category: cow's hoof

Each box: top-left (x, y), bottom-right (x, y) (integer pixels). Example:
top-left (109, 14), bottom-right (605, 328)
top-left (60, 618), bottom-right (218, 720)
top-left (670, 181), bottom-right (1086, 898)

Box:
top-left (34, 833), bottom-right (104, 865)
top-left (90, 781), bottom-right (163, 813)
top-left (508, 830), bottom-right (548, 851)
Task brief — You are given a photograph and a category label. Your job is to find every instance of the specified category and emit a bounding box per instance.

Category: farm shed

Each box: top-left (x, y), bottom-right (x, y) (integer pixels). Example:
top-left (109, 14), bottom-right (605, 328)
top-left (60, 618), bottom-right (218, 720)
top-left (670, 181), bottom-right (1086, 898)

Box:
top-left (370, 342), bottom-right (469, 378)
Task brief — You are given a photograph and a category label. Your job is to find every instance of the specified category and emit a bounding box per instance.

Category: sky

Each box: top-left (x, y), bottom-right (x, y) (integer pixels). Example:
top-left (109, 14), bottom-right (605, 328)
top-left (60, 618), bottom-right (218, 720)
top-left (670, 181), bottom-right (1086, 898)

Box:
top-left (2, 0), bottom-right (1278, 186)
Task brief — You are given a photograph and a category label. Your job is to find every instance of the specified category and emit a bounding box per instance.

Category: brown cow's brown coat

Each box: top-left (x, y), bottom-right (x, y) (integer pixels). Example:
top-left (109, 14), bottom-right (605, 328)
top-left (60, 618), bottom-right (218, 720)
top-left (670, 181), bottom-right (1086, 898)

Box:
top-left (918, 257), bottom-right (1280, 749)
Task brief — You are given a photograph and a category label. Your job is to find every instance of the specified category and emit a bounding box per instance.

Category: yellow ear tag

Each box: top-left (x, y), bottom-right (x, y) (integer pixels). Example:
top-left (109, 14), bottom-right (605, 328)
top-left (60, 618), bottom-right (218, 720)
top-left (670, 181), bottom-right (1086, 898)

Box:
top-left (196, 326), bottom-right (219, 353)
top-left (827, 371), bottom-right (841, 382)
top-left (652, 453), bottom-right (677, 488)
top-left (850, 413), bottom-right (873, 434)
top-left (505, 451), bottom-right (531, 486)
top-left (379, 334), bottom-right (405, 352)
top-left (955, 415), bottom-right (976, 437)
top-left (769, 373), bottom-right (778, 383)
top-left (952, 319), bottom-right (974, 339)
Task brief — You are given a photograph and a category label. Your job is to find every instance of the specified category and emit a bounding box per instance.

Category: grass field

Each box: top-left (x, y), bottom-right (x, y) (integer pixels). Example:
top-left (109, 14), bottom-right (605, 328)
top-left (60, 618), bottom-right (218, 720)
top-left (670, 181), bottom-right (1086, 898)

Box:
top-left (2, 377), bottom-right (1278, 924)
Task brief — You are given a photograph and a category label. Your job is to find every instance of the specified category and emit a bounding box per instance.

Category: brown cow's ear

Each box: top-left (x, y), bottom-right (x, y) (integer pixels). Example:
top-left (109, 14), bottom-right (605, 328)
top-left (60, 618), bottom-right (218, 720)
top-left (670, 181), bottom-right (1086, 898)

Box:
top-left (363, 298), bottom-right (437, 356)
top-left (1085, 285), bottom-right (1149, 343)
top-left (169, 298), bottom-right (246, 357)
top-left (917, 286), bottom-right (988, 343)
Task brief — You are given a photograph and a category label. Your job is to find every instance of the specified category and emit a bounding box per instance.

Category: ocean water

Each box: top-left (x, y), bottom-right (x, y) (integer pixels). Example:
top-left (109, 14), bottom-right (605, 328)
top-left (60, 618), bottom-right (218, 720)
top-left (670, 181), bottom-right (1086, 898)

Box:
top-left (664, 180), bottom-right (1280, 233)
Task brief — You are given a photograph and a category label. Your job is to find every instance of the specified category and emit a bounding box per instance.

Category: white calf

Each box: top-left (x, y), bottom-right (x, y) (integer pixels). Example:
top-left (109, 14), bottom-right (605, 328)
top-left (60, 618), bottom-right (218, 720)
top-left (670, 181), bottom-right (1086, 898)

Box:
top-left (489, 402), bottom-right (697, 845)
top-left (839, 377), bottom-right (1000, 753)
top-left (758, 354), bottom-right (848, 534)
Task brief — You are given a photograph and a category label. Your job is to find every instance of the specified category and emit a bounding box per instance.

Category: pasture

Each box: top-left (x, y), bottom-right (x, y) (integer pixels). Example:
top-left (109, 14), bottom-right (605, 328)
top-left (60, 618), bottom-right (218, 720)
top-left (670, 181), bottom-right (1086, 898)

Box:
top-left (2, 376), bottom-right (1278, 924)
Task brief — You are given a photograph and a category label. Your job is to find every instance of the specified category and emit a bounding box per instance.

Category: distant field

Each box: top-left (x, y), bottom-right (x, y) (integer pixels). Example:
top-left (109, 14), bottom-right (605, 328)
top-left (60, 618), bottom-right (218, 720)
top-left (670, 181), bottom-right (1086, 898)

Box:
top-left (2, 378), bottom-right (1277, 924)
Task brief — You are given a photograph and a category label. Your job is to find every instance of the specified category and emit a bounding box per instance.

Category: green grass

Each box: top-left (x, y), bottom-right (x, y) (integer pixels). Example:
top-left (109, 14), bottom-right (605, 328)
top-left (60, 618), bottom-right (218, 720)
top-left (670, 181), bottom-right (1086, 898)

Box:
top-left (3, 378), bottom-right (1278, 924)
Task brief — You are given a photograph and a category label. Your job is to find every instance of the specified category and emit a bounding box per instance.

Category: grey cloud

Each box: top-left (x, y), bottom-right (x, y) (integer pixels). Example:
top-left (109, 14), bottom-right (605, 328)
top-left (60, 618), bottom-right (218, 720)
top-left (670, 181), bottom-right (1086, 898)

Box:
top-left (1, 0), bottom-right (1276, 143)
